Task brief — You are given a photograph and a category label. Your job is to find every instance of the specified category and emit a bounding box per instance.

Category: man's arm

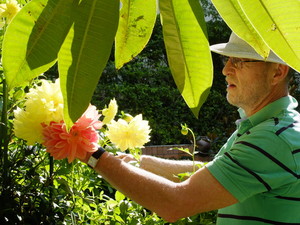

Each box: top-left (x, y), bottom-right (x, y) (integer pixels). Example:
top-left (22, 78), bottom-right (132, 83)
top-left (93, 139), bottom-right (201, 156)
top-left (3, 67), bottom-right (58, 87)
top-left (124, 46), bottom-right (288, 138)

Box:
top-left (117, 153), bottom-right (203, 182)
top-left (89, 152), bottom-right (238, 222)
top-left (139, 155), bottom-right (203, 182)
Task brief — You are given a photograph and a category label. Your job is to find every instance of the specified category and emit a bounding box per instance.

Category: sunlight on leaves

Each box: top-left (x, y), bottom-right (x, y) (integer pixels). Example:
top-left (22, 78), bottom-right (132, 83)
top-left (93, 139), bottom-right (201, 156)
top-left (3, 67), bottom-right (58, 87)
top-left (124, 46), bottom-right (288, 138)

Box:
top-left (210, 0), bottom-right (270, 59)
top-left (159, 0), bottom-right (213, 118)
top-left (2, 0), bottom-right (74, 90)
top-left (238, 0), bottom-right (300, 72)
top-left (115, 0), bottom-right (157, 69)
top-left (58, 0), bottom-right (119, 128)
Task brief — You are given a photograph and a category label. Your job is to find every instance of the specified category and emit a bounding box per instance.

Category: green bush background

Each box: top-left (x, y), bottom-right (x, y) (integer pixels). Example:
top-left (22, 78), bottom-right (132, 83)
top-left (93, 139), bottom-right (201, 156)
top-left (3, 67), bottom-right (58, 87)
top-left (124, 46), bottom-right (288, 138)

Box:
top-left (2, 1), bottom-right (300, 224)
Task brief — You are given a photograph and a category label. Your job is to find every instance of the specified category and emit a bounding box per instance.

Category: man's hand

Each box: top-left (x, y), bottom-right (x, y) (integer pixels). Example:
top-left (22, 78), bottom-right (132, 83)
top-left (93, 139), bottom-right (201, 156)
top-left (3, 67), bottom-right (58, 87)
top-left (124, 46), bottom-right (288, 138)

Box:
top-left (82, 151), bottom-right (136, 165)
top-left (116, 153), bottom-right (137, 163)
top-left (82, 151), bottom-right (93, 164)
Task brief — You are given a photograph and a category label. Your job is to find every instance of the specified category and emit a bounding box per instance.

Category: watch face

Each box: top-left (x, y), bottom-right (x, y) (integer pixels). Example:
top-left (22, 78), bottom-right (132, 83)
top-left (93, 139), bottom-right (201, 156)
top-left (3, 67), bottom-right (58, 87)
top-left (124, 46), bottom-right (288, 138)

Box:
top-left (88, 148), bottom-right (105, 168)
top-left (88, 156), bottom-right (98, 168)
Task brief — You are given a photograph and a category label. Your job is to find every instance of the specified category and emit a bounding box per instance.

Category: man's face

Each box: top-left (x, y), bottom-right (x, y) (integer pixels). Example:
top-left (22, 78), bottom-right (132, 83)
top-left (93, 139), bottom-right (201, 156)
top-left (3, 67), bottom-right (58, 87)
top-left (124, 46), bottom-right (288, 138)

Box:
top-left (222, 57), bottom-right (278, 116)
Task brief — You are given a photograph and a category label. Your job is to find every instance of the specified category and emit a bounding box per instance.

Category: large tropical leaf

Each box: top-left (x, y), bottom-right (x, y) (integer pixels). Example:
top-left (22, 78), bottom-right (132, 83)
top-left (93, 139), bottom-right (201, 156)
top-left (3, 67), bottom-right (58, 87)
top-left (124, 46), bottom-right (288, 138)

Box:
top-left (238, 0), bottom-right (300, 72)
top-left (2, 0), bottom-right (74, 90)
top-left (210, 0), bottom-right (270, 58)
top-left (159, 0), bottom-right (213, 117)
top-left (58, 0), bottom-right (119, 128)
top-left (115, 0), bottom-right (157, 69)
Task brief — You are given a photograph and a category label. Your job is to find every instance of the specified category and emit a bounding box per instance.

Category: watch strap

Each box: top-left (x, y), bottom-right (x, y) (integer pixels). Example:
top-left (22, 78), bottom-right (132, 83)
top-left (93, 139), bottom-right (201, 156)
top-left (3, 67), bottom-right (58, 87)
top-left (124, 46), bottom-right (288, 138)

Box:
top-left (87, 147), bottom-right (106, 168)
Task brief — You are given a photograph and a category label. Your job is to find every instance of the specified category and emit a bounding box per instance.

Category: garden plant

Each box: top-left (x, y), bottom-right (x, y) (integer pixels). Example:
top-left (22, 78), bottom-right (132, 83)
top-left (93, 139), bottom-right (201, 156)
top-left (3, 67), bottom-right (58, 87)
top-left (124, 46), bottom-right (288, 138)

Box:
top-left (1, 0), bottom-right (300, 224)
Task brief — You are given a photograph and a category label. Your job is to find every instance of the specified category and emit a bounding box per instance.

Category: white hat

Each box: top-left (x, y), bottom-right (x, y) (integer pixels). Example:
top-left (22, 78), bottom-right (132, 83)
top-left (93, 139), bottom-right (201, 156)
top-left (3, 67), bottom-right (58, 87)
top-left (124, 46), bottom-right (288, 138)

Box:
top-left (210, 33), bottom-right (286, 65)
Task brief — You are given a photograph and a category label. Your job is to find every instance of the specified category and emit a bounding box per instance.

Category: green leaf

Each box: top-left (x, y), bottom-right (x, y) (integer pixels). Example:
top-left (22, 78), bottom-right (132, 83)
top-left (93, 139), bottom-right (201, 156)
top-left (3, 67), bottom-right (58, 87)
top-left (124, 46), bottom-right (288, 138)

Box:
top-left (115, 0), bottom-right (157, 69)
top-left (210, 0), bottom-right (270, 58)
top-left (238, 0), bottom-right (300, 72)
top-left (2, 0), bottom-right (74, 90)
top-left (159, 0), bottom-right (213, 117)
top-left (58, 0), bottom-right (119, 127)
top-left (115, 191), bottom-right (126, 202)
top-left (170, 147), bottom-right (192, 156)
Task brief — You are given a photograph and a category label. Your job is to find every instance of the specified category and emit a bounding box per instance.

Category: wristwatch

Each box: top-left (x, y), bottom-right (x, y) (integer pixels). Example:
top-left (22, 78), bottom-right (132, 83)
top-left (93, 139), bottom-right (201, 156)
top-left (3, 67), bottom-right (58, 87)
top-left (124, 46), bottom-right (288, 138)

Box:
top-left (87, 147), bottom-right (106, 168)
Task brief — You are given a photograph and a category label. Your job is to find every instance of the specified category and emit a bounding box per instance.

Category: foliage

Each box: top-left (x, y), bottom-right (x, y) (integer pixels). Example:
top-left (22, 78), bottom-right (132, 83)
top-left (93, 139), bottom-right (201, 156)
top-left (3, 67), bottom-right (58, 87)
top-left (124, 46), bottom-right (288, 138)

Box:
top-left (115, 0), bottom-right (157, 69)
top-left (159, 0), bottom-right (213, 118)
top-left (1, 0), bottom-right (300, 225)
top-left (0, 0), bottom-right (210, 128)
top-left (1, 134), bottom-right (216, 224)
top-left (2, 0), bottom-right (299, 129)
top-left (211, 0), bottom-right (300, 72)
top-left (0, 142), bottom-right (165, 224)
top-left (0, 9), bottom-right (219, 225)
top-left (92, 16), bottom-right (237, 152)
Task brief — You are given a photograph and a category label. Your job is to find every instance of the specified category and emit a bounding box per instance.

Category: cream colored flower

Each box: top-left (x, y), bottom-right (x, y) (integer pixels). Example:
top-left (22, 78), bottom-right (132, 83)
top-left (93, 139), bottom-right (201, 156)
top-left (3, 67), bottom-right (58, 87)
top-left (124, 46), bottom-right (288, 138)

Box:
top-left (13, 79), bottom-right (64, 144)
top-left (102, 98), bottom-right (118, 125)
top-left (106, 114), bottom-right (151, 151)
top-left (0, 0), bottom-right (21, 25)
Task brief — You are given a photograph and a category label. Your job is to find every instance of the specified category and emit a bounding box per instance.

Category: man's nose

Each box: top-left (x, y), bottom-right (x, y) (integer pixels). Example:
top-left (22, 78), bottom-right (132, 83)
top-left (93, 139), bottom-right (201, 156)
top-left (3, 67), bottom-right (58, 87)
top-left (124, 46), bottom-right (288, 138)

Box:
top-left (222, 59), bottom-right (234, 76)
top-left (222, 62), bottom-right (230, 76)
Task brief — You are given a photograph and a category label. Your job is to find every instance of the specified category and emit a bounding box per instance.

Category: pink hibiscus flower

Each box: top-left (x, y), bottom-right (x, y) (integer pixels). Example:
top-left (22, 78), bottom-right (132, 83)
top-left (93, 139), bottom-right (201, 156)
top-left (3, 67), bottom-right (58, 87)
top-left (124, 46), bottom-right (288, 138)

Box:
top-left (42, 105), bottom-right (103, 163)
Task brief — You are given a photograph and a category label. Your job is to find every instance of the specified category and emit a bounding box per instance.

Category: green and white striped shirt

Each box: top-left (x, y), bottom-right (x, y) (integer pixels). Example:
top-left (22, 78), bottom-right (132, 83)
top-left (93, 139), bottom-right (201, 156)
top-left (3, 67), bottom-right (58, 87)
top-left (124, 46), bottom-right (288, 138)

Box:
top-left (207, 96), bottom-right (300, 224)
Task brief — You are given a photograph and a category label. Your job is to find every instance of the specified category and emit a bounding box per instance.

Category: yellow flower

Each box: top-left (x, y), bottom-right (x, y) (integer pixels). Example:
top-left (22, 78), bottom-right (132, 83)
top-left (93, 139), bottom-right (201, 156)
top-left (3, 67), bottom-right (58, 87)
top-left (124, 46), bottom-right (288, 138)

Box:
top-left (13, 79), bottom-right (64, 144)
top-left (106, 114), bottom-right (151, 151)
top-left (25, 79), bottom-right (64, 124)
top-left (13, 107), bottom-right (46, 145)
top-left (0, 0), bottom-right (21, 25)
top-left (102, 98), bottom-right (118, 125)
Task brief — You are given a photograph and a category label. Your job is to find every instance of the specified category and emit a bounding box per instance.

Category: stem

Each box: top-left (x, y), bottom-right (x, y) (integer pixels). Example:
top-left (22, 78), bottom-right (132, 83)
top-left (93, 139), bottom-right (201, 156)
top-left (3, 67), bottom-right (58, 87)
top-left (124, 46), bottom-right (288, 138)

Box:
top-left (0, 20), bottom-right (9, 192)
top-left (188, 128), bottom-right (196, 173)
top-left (49, 154), bottom-right (54, 214)
top-left (1, 79), bottom-right (9, 189)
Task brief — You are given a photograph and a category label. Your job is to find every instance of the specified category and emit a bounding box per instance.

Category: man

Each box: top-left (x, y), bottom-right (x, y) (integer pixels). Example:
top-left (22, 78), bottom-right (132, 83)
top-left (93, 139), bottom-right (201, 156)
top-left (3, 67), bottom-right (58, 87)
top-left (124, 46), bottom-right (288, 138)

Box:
top-left (83, 33), bottom-right (300, 224)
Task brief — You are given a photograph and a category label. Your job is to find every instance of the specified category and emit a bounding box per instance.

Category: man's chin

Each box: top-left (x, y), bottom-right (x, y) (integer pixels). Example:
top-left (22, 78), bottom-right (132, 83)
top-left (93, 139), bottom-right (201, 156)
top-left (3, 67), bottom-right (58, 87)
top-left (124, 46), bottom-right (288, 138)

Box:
top-left (226, 96), bottom-right (239, 108)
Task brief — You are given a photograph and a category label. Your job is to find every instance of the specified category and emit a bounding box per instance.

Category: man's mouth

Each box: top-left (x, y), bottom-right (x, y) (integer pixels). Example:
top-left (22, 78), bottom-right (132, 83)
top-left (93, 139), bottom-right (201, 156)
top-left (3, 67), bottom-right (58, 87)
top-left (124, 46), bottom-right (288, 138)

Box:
top-left (227, 84), bottom-right (236, 88)
top-left (226, 82), bottom-right (236, 88)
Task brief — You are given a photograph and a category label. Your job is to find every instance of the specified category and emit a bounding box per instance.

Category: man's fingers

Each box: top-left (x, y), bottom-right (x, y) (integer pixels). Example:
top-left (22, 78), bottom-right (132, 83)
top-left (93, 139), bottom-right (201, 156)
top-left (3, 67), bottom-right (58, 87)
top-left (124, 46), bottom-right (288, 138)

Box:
top-left (116, 153), bottom-right (136, 163)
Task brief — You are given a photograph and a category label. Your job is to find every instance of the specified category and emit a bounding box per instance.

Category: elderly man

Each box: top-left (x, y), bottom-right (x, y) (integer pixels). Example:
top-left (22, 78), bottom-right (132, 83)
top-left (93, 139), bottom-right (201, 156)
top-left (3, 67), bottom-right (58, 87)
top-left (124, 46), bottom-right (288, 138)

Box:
top-left (83, 33), bottom-right (300, 224)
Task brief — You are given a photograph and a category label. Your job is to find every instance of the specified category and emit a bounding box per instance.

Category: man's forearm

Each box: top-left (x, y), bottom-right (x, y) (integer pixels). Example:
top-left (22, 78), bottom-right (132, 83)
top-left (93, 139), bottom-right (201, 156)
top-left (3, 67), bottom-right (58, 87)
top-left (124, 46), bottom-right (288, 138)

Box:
top-left (140, 155), bottom-right (203, 182)
top-left (93, 152), bottom-right (182, 221)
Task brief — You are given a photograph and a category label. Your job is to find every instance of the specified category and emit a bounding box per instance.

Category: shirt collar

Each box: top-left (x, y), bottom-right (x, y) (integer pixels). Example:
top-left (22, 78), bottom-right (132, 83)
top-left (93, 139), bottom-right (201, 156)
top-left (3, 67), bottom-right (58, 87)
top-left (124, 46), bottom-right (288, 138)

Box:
top-left (236, 95), bottom-right (298, 134)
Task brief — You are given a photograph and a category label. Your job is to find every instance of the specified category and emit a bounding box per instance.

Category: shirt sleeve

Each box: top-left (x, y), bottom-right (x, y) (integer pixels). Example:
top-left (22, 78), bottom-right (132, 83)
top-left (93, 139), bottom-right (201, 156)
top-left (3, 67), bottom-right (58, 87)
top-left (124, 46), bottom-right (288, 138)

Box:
top-left (206, 130), bottom-right (297, 202)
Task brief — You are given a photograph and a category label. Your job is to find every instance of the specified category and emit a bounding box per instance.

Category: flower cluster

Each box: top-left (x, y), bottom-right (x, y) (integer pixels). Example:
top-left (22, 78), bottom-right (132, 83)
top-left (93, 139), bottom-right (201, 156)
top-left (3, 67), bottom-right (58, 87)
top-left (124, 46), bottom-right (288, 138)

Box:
top-left (0, 0), bottom-right (21, 27)
top-left (13, 79), bottom-right (102, 162)
top-left (13, 79), bottom-right (151, 163)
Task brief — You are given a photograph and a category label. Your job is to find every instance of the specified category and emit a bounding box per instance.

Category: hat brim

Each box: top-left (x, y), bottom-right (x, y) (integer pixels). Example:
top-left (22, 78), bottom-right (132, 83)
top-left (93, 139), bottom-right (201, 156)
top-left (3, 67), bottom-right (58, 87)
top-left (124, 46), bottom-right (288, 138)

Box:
top-left (210, 37), bottom-right (286, 65)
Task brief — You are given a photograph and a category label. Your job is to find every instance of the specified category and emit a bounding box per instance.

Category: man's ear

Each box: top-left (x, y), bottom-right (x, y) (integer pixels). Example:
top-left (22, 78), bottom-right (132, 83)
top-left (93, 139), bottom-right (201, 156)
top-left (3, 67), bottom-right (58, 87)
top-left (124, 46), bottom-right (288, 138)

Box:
top-left (272, 64), bottom-right (290, 85)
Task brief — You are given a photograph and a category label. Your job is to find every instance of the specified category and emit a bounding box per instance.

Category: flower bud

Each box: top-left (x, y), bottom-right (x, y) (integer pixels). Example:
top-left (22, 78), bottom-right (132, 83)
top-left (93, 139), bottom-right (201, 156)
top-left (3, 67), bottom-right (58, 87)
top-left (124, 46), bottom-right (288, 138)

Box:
top-left (122, 113), bottom-right (133, 123)
top-left (181, 124), bottom-right (189, 135)
top-left (181, 128), bottom-right (188, 135)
